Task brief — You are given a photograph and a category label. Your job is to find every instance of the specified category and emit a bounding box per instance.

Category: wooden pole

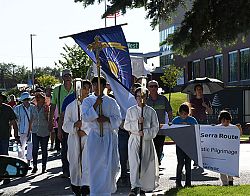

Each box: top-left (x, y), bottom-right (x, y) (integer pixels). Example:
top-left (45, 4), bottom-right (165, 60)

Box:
top-left (87, 36), bottom-right (107, 137)
top-left (74, 79), bottom-right (83, 176)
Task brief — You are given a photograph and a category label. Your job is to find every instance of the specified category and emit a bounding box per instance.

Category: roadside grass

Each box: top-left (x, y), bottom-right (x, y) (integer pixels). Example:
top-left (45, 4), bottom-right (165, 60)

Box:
top-left (164, 184), bottom-right (250, 195)
top-left (165, 134), bottom-right (249, 143)
top-left (164, 92), bottom-right (187, 117)
top-left (240, 134), bottom-right (250, 142)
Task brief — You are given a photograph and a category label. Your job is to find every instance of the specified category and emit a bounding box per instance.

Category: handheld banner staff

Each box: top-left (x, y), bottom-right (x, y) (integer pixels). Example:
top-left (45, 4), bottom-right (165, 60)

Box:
top-left (73, 78), bottom-right (83, 176)
top-left (87, 36), bottom-right (107, 137)
top-left (138, 77), bottom-right (147, 179)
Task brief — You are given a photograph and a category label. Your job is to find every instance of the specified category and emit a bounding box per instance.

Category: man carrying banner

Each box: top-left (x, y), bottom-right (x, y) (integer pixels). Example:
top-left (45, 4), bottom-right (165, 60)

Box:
top-left (63, 79), bottom-right (91, 195)
top-left (81, 76), bottom-right (121, 196)
top-left (124, 87), bottom-right (159, 195)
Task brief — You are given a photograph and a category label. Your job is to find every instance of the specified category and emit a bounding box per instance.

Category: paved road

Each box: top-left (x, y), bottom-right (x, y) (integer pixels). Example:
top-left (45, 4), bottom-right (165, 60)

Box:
top-left (1, 144), bottom-right (250, 195)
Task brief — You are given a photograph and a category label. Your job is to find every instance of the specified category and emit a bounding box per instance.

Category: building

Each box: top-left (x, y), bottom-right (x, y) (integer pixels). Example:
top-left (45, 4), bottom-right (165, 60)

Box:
top-left (157, 5), bottom-right (250, 129)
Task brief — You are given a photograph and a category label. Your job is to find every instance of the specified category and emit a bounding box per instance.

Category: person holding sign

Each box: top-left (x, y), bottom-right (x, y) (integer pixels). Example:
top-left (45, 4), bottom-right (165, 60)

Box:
top-left (124, 87), bottom-right (159, 196)
top-left (217, 110), bottom-right (234, 186)
top-left (172, 103), bottom-right (198, 188)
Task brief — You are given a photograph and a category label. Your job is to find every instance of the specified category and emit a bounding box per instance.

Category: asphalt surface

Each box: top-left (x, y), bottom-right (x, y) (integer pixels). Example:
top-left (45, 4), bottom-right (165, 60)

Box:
top-left (1, 143), bottom-right (250, 196)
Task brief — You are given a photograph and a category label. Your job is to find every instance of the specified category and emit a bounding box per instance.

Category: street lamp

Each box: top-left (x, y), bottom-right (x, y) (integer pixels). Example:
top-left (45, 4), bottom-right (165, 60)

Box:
top-left (30, 34), bottom-right (36, 90)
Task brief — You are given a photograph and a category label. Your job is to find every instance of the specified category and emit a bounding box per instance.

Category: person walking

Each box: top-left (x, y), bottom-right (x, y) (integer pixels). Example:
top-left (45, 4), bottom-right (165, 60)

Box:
top-left (62, 79), bottom-right (91, 196)
top-left (124, 87), bottom-right (159, 195)
top-left (172, 103), bottom-right (198, 188)
top-left (0, 92), bottom-right (19, 185)
top-left (49, 69), bottom-right (74, 178)
top-left (14, 92), bottom-right (35, 168)
top-left (117, 83), bottom-right (141, 186)
top-left (8, 94), bottom-right (17, 108)
top-left (146, 80), bottom-right (173, 165)
top-left (30, 92), bottom-right (50, 173)
top-left (81, 76), bottom-right (122, 196)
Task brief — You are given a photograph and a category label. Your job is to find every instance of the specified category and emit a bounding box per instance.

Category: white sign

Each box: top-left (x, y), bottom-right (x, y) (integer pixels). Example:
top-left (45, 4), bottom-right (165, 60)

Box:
top-left (200, 125), bottom-right (240, 177)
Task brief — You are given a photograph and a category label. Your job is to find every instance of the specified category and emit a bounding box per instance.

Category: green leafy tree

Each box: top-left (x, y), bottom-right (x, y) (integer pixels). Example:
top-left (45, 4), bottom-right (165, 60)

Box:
top-left (160, 64), bottom-right (183, 104)
top-left (15, 66), bottom-right (31, 83)
top-left (36, 75), bottom-right (60, 88)
top-left (75, 0), bottom-right (250, 56)
top-left (55, 44), bottom-right (92, 78)
top-left (5, 87), bottom-right (21, 98)
top-left (0, 63), bottom-right (13, 79)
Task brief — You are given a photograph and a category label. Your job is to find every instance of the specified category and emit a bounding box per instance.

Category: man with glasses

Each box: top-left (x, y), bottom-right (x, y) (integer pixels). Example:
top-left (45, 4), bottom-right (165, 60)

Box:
top-left (49, 69), bottom-right (74, 178)
top-left (146, 80), bottom-right (173, 165)
top-left (14, 92), bottom-right (35, 169)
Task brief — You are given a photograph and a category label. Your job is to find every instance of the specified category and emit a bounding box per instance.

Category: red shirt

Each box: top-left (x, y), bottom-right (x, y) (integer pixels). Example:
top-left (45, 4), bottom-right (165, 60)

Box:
top-left (190, 97), bottom-right (211, 122)
top-left (8, 101), bottom-right (17, 108)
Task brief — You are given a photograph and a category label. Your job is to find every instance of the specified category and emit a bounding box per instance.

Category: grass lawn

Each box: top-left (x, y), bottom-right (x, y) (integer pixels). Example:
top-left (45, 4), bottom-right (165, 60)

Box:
top-left (165, 185), bottom-right (250, 195)
top-left (164, 92), bottom-right (188, 117)
top-left (165, 135), bottom-right (250, 142)
top-left (165, 134), bottom-right (249, 143)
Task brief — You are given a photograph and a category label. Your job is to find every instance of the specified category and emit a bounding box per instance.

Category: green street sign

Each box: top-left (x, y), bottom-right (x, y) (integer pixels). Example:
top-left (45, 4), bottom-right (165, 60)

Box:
top-left (127, 42), bottom-right (139, 49)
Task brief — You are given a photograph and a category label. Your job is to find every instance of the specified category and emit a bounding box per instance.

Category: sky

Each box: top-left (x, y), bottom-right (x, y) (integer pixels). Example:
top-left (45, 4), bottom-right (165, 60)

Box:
top-left (0, 0), bottom-right (159, 70)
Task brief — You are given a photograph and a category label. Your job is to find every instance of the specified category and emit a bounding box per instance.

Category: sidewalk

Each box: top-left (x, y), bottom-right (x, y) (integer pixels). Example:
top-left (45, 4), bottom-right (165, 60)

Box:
top-left (114, 143), bottom-right (250, 195)
top-left (1, 144), bottom-right (250, 195)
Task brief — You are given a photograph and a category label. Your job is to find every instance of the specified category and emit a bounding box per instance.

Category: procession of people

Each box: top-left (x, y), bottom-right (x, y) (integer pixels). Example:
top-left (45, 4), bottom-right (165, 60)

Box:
top-left (0, 68), bottom-right (241, 196)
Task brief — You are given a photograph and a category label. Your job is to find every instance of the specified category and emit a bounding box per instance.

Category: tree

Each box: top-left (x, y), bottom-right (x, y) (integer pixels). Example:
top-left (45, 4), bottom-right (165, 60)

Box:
top-left (15, 66), bottom-right (31, 83)
top-left (74, 0), bottom-right (250, 56)
top-left (55, 44), bottom-right (92, 78)
top-left (36, 75), bottom-right (60, 88)
top-left (0, 63), bottom-right (13, 79)
top-left (160, 64), bottom-right (183, 104)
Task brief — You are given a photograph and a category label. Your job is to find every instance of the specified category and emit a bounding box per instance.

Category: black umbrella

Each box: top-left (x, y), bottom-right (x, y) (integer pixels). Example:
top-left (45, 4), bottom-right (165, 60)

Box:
top-left (181, 77), bottom-right (224, 94)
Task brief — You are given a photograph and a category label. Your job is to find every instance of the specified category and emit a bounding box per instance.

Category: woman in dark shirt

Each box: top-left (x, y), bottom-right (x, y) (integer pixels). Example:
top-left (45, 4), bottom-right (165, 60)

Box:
top-left (190, 84), bottom-right (213, 124)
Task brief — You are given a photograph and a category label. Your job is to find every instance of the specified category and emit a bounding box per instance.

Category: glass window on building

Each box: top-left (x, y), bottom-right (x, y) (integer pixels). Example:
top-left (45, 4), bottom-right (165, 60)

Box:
top-left (160, 54), bottom-right (173, 67)
top-left (205, 57), bottom-right (213, 78)
top-left (214, 54), bottom-right (223, 80)
top-left (240, 48), bottom-right (250, 80)
top-left (229, 51), bottom-right (238, 82)
top-left (159, 25), bottom-right (175, 53)
top-left (192, 60), bottom-right (200, 79)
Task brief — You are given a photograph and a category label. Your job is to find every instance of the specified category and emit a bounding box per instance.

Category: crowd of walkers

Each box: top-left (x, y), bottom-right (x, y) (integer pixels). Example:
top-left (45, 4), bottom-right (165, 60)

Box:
top-left (0, 69), bottom-right (238, 195)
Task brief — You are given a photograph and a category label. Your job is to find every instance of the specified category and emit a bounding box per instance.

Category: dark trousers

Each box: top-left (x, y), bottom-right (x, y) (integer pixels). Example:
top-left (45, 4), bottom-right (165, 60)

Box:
top-left (118, 128), bottom-right (129, 178)
top-left (176, 145), bottom-right (191, 186)
top-left (153, 135), bottom-right (165, 164)
top-left (54, 128), bottom-right (61, 151)
top-left (61, 131), bottom-right (69, 175)
top-left (32, 134), bottom-right (49, 168)
top-left (0, 139), bottom-right (9, 183)
top-left (0, 139), bottom-right (9, 155)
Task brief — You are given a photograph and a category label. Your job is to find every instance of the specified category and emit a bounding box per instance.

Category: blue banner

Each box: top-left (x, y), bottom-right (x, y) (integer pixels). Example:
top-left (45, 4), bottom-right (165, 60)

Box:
top-left (71, 25), bottom-right (132, 90)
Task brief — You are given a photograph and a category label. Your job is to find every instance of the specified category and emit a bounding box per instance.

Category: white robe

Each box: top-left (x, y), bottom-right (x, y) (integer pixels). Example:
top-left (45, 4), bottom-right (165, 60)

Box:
top-left (62, 99), bottom-right (89, 186)
top-left (82, 94), bottom-right (122, 196)
top-left (124, 105), bottom-right (159, 191)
